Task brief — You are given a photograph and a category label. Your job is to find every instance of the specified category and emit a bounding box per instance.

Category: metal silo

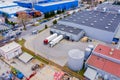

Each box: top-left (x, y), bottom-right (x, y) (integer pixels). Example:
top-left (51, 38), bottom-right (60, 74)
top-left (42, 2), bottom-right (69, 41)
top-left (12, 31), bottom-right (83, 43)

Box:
top-left (85, 48), bottom-right (92, 60)
top-left (67, 49), bottom-right (84, 71)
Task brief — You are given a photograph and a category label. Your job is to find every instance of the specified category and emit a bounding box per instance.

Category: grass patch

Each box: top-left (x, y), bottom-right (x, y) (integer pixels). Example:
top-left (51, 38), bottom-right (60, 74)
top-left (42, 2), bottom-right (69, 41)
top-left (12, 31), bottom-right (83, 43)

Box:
top-left (77, 68), bottom-right (86, 76)
top-left (16, 39), bottom-right (25, 46)
top-left (15, 39), bottom-right (49, 64)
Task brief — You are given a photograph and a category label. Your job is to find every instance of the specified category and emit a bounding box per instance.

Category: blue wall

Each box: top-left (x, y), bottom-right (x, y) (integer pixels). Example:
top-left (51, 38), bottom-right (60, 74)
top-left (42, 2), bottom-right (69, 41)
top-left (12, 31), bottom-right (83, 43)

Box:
top-left (14, 1), bottom-right (32, 8)
top-left (34, 1), bottom-right (78, 13)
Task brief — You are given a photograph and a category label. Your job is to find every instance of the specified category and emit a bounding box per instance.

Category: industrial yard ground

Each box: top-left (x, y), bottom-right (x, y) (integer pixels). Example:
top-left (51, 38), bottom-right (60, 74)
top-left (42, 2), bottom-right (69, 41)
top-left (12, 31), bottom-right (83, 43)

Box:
top-left (25, 28), bottom-right (106, 66)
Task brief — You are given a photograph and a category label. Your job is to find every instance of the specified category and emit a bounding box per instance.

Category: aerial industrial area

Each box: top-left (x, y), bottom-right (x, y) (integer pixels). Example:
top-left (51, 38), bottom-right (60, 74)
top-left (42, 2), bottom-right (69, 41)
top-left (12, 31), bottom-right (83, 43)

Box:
top-left (0, 0), bottom-right (120, 80)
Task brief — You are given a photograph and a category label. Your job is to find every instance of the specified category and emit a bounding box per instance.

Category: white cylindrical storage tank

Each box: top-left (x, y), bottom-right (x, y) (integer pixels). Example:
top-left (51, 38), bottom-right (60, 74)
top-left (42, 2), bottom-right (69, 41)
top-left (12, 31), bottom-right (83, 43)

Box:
top-left (88, 44), bottom-right (94, 50)
top-left (85, 48), bottom-right (92, 60)
top-left (67, 49), bottom-right (84, 71)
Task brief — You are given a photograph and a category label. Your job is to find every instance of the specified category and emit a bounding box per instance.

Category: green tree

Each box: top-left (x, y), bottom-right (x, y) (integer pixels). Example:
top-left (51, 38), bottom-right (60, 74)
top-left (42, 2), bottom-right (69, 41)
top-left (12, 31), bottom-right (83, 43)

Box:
top-left (45, 25), bottom-right (48, 29)
top-left (53, 20), bottom-right (57, 24)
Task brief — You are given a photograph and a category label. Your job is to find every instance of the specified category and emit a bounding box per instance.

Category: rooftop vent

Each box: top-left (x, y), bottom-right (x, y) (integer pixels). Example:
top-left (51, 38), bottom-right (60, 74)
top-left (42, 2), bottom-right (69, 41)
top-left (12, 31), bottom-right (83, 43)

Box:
top-left (94, 20), bottom-right (97, 22)
top-left (85, 19), bottom-right (89, 21)
top-left (82, 21), bottom-right (85, 23)
top-left (73, 19), bottom-right (76, 21)
top-left (112, 19), bottom-right (115, 21)
top-left (109, 52), bottom-right (113, 55)
top-left (69, 30), bottom-right (73, 32)
top-left (61, 28), bottom-right (64, 30)
top-left (105, 26), bottom-right (109, 29)
top-left (110, 21), bottom-right (113, 23)
top-left (90, 23), bottom-right (94, 26)
top-left (108, 23), bottom-right (111, 26)
top-left (100, 19), bottom-right (103, 21)
top-left (102, 17), bottom-right (105, 19)
top-left (111, 48), bottom-right (114, 52)
top-left (94, 16), bottom-right (96, 17)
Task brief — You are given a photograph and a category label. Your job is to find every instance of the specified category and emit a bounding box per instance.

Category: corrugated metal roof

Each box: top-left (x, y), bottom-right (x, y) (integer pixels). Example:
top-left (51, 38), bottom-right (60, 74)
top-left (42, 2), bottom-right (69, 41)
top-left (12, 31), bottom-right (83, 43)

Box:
top-left (51, 24), bottom-right (83, 35)
top-left (61, 10), bottom-right (120, 32)
top-left (87, 54), bottom-right (120, 78)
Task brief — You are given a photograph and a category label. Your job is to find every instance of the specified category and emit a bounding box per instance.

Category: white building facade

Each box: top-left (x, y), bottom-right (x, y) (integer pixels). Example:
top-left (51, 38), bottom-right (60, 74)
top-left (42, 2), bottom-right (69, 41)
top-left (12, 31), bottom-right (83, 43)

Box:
top-left (0, 41), bottom-right (22, 60)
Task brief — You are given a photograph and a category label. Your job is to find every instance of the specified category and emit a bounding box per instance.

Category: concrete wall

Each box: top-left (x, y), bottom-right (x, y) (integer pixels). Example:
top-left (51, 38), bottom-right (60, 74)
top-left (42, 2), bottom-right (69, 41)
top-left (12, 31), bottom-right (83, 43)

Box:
top-left (34, 1), bottom-right (78, 13)
top-left (58, 21), bottom-right (115, 43)
top-left (50, 28), bottom-right (84, 41)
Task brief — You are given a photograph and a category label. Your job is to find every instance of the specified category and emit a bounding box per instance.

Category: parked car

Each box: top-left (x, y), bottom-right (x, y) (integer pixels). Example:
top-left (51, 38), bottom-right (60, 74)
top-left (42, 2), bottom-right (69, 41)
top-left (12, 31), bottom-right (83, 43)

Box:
top-left (31, 30), bottom-right (38, 35)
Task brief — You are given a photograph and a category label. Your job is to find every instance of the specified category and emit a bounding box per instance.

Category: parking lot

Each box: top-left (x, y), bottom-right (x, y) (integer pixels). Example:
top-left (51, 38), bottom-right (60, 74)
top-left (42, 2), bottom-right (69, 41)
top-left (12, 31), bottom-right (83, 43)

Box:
top-left (25, 28), bottom-right (105, 66)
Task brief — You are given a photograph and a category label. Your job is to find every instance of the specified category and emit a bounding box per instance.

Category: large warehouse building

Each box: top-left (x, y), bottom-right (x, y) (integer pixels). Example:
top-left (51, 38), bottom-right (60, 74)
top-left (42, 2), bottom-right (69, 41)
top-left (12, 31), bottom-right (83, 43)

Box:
top-left (34, 0), bottom-right (78, 13)
top-left (57, 10), bottom-right (120, 43)
top-left (50, 24), bottom-right (85, 41)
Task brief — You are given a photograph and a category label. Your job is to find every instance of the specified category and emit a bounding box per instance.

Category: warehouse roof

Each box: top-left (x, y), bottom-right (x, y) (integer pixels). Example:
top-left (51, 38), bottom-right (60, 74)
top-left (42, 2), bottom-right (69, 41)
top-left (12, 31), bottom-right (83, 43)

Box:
top-left (0, 6), bottom-right (29, 14)
top-left (37, 0), bottom-right (75, 6)
top-left (87, 54), bottom-right (120, 77)
top-left (51, 24), bottom-right (83, 35)
top-left (0, 2), bottom-right (17, 8)
top-left (93, 44), bottom-right (120, 60)
top-left (61, 10), bottom-right (120, 32)
top-left (0, 41), bottom-right (21, 53)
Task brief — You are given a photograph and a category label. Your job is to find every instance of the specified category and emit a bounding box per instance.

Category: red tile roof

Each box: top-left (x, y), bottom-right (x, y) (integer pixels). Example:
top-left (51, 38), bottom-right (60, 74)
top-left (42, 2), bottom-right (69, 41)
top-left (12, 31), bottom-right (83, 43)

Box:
top-left (93, 44), bottom-right (120, 60)
top-left (87, 54), bottom-right (120, 77)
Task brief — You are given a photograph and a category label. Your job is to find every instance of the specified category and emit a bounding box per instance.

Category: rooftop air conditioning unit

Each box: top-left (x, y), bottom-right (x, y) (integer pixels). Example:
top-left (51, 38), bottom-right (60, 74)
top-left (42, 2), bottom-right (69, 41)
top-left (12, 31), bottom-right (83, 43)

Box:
top-left (94, 20), bottom-right (97, 22)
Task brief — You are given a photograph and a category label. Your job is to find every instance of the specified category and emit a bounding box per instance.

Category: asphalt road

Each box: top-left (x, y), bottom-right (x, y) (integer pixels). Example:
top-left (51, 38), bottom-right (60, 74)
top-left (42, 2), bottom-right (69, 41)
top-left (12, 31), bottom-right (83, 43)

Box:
top-left (20, 19), bottom-right (54, 40)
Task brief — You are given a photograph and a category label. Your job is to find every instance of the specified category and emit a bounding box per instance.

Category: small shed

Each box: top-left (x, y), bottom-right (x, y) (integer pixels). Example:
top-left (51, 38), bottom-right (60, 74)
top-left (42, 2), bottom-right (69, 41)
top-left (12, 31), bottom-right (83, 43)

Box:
top-left (0, 41), bottom-right (22, 60)
top-left (84, 67), bottom-right (97, 80)
top-left (18, 52), bottom-right (33, 63)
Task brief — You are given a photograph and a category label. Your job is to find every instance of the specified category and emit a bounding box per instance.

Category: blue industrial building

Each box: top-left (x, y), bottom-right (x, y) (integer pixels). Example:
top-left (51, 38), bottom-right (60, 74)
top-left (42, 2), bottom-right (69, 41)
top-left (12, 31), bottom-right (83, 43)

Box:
top-left (14, 0), bottom-right (51, 8)
top-left (34, 0), bottom-right (78, 13)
